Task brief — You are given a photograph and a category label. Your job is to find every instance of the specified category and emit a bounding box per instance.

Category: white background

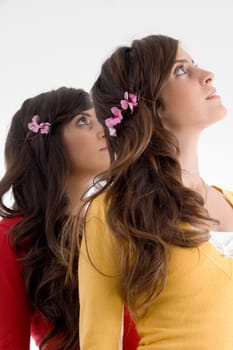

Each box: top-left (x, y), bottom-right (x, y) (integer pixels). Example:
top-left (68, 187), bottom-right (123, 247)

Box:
top-left (1, 1), bottom-right (233, 348)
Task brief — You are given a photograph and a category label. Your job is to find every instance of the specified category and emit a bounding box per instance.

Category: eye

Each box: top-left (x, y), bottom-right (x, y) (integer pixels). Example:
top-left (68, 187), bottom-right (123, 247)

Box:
top-left (174, 64), bottom-right (187, 76)
top-left (192, 60), bottom-right (198, 68)
top-left (76, 116), bottom-right (90, 126)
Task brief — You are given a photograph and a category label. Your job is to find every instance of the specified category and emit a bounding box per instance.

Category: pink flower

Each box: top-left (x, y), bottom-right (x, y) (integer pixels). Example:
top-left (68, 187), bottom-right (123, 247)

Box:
top-left (39, 122), bottom-right (51, 134)
top-left (120, 91), bottom-right (138, 113)
top-left (28, 115), bottom-right (51, 134)
top-left (105, 92), bottom-right (138, 137)
top-left (105, 107), bottom-right (123, 136)
top-left (28, 115), bottom-right (41, 133)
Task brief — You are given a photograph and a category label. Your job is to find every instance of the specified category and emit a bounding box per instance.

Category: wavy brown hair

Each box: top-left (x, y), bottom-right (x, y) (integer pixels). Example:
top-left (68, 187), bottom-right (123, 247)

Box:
top-left (90, 35), bottom-right (215, 315)
top-left (0, 87), bottom-right (92, 349)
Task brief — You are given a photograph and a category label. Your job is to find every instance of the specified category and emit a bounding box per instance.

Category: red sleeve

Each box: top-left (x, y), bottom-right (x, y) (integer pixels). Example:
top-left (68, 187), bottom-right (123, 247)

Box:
top-left (123, 305), bottom-right (140, 350)
top-left (0, 218), bottom-right (31, 350)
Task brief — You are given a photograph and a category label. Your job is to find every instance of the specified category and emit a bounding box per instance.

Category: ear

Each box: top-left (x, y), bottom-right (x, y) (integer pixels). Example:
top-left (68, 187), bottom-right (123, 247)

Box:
top-left (156, 99), bottom-right (164, 119)
top-left (157, 107), bottom-right (162, 119)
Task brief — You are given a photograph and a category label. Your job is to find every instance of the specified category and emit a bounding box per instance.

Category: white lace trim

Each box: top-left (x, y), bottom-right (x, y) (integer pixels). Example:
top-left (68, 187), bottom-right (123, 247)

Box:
top-left (209, 231), bottom-right (233, 258)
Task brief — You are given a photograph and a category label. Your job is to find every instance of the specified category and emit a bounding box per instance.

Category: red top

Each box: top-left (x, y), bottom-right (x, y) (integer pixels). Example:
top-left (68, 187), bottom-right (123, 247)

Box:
top-left (0, 217), bottom-right (139, 349)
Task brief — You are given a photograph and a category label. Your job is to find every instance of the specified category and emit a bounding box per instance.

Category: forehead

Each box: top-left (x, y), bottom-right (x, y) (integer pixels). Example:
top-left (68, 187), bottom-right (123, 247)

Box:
top-left (69, 108), bottom-right (96, 123)
top-left (175, 47), bottom-right (193, 62)
top-left (62, 107), bottom-right (96, 132)
top-left (75, 107), bottom-right (96, 118)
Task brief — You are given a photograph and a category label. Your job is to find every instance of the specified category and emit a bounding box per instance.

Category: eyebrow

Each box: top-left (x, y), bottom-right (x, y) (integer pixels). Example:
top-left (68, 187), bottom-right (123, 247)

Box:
top-left (78, 112), bottom-right (92, 117)
top-left (173, 58), bottom-right (195, 65)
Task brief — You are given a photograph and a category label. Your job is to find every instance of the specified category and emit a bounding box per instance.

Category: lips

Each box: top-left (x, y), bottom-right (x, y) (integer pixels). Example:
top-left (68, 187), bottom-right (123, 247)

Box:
top-left (99, 146), bottom-right (108, 151)
top-left (206, 88), bottom-right (218, 99)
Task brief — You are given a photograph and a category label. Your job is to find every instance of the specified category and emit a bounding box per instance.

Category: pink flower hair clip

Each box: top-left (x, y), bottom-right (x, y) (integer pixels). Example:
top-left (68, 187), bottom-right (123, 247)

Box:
top-left (105, 91), bottom-right (138, 136)
top-left (120, 91), bottom-right (138, 112)
top-left (28, 115), bottom-right (51, 135)
top-left (105, 107), bottom-right (123, 137)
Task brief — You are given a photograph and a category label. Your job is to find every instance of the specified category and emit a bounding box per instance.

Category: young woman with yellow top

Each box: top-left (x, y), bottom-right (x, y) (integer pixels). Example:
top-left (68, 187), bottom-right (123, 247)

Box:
top-left (78, 35), bottom-right (233, 349)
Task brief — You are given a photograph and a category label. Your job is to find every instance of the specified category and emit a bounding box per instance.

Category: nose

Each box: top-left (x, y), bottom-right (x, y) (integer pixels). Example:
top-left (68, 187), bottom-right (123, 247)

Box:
top-left (201, 69), bottom-right (215, 85)
top-left (96, 122), bottom-right (105, 139)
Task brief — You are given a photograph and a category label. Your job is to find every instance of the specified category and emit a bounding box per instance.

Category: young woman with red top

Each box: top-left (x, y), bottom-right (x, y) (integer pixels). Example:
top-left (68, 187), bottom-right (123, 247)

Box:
top-left (0, 87), bottom-right (139, 350)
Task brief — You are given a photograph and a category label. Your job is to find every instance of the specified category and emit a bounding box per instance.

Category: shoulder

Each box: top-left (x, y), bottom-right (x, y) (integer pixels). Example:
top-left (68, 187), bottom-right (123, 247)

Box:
top-left (81, 192), bottom-right (119, 274)
top-left (0, 216), bottom-right (22, 251)
top-left (0, 218), bottom-right (24, 275)
top-left (223, 190), bottom-right (233, 205)
top-left (0, 216), bottom-right (22, 231)
top-left (0, 216), bottom-right (22, 239)
top-left (212, 186), bottom-right (233, 206)
top-left (86, 192), bottom-right (107, 220)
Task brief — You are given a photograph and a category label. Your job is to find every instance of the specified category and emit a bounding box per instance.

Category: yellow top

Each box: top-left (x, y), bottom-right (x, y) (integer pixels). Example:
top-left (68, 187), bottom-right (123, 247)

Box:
top-left (79, 188), bottom-right (233, 350)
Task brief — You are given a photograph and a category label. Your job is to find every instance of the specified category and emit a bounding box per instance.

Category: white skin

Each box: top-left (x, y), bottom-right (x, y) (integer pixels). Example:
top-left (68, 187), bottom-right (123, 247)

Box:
top-left (158, 47), bottom-right (233, 231)
top-left (62, 108), bottom-right (110, 213)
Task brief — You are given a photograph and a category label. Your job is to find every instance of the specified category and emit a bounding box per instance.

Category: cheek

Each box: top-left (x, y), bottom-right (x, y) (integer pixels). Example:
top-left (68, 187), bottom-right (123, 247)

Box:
top-left (65, 135), bottom-right (90, 164)
top-left (161, 88), bottom-right (201, 125)
top-left (67, 138), bottom-right (81, 155)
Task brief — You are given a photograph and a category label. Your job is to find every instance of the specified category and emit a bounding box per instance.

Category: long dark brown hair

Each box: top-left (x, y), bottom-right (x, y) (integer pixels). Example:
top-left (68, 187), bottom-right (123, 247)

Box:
top-left (90, 35), bottom-right (214, 315)
top-left (0, 87), bottom-right (92, 349)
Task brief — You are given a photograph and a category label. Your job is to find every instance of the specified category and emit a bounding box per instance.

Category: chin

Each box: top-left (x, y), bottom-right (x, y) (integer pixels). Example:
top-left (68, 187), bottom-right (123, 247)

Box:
top-left (209, 104), bottom-right (227, 125)
top-left (217, 105), bottom-right (228, 121)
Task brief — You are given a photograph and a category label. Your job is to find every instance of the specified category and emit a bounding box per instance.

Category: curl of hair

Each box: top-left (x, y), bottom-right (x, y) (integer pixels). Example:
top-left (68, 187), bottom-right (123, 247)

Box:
top-left (0, 87), bottom-right (92, 349)
top-left (91, 35), bottom-right (215, 316)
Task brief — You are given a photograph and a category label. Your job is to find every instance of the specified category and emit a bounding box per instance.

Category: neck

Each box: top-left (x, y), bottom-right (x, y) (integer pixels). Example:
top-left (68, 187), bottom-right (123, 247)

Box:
top-left (66, 173), bottom-right (94, 215)
top-left (177, 131), bottom-right (203, 189)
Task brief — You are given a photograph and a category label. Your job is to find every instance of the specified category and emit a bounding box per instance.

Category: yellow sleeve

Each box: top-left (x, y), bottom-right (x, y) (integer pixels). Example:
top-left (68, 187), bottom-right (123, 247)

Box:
top-left (79, 194), bottom-right (124, 350)
top-left (222, 189), bottom-right (233, 206)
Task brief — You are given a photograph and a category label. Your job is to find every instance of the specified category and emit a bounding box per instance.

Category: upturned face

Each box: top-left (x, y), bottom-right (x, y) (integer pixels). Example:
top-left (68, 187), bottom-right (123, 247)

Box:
top-left (62, 108), bottom-right (110, 178)
top-left (157, 47), bottom-right (227, 133)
